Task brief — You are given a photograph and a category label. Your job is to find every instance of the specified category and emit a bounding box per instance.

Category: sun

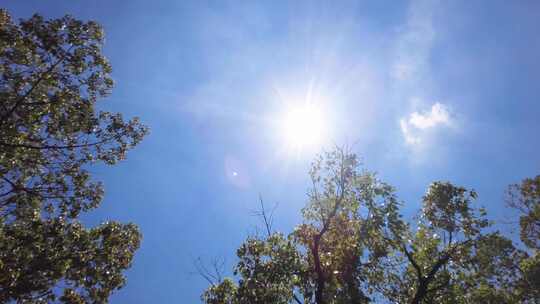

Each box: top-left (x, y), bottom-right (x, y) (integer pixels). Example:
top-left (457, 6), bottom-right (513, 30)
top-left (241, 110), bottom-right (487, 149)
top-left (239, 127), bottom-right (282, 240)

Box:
top-left (279, 103), bottom-right (327, 150)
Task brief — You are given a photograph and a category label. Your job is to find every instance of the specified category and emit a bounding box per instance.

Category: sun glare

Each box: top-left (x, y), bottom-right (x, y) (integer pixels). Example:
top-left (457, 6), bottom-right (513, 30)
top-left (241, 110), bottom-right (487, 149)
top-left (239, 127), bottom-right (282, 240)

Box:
top-left (280, 104), bottom-right (327, 150)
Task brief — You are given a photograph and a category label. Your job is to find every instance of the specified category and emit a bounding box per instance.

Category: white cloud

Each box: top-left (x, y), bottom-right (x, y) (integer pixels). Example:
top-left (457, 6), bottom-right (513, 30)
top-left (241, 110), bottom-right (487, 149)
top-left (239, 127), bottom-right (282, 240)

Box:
top-left (400, 118), bottom-right (420, 145)
top-left (400, 102), bottom-right (451, 145)
top-left (409, 102), bottom-right (450, 129)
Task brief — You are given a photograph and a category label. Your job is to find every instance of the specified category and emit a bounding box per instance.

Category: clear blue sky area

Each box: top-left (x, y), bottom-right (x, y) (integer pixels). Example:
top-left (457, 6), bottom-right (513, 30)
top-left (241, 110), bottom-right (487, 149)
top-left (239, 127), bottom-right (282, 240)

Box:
top-left (3, 1), bottom-right (540, 303)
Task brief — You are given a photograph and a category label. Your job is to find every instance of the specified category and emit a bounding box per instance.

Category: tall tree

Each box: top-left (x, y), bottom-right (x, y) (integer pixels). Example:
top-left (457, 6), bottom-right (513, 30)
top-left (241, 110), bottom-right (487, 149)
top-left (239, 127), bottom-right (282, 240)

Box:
top-left (0, 10), bottom-right (148, 303)
top-left (380, 183), bottom-right (530, 304)
top-left (202, 149), bottom-right (407, 304)
top-left (201, 149), bottom-right (538, 304)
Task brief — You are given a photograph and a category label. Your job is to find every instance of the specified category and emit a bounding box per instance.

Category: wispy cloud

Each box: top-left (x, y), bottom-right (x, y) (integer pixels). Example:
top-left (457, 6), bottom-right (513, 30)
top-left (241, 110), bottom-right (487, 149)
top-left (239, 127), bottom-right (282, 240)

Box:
top-left (400, 102), bottom-right (451, 145)
top-left (392, 0), bottom-right (437, 82)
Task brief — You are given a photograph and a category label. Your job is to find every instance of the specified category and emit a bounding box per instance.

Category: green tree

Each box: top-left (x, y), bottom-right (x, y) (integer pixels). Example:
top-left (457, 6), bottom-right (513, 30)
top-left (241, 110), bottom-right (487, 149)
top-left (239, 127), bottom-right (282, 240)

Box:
top-left (381, 182), bottom-right (534, 304)
top-left (507, 175), bottom-right (540, 250)
top-left (381, 182), bottom-right (493, 304)
top-left (0, 10), bottom-right (148, 303)
top-left (202, 149), bottom-right (407, 304)
top-left (292, 150), bottom-right (403, 304)
top-left (201, 150), bottom-right (538, 304)
top-left (507, 175), bottom-right (540, 302)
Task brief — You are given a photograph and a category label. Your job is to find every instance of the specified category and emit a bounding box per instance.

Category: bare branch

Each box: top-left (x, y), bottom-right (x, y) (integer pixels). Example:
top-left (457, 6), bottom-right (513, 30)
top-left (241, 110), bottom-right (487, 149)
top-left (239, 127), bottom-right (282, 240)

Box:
top-left (250, 194), bottom-right (278, 238)
top-left (192, 256), bottom-right (226, 286)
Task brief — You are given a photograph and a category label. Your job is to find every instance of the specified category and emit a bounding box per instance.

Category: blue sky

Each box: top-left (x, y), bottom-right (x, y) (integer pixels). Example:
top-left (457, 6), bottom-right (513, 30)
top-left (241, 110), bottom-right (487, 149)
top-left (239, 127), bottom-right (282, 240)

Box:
top-left (4, 0), bottom-right (540, 302)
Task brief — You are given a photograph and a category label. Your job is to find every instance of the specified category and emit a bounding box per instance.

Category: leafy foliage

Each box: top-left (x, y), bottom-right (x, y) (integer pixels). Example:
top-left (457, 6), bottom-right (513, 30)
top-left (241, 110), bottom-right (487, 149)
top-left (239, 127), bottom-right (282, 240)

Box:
top-left (507, 175), bottom-right (540, 250)
top-left (0, 10), bottom-right (147, 302)
top-left (202, 149), bottom-right (539, 304)
top-left (379, 182), bottom-right (492, 304)
top-left (0, 219), bottom-right (140, 303)
top-left (507, 175), bottom-right (540, 302)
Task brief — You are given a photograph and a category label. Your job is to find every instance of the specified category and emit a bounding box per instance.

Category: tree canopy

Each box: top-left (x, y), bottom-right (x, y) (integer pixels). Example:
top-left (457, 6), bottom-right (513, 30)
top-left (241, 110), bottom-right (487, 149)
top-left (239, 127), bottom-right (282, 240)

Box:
top-left (0, 10), bottom-right (147, 303)
top-left (201, 149), bottom-right (540, 304)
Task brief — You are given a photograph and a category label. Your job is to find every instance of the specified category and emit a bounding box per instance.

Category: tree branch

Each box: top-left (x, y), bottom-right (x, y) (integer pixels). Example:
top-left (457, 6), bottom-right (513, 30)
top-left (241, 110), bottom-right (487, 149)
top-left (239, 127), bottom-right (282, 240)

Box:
top-left (0, 137), bottom-right (112, 150)
top-left (312, 150), bottom-right (348, 304)
top-left (250, 195), bottom-right (277, 238)
top-left (0, 45), bottom-right (73, 125)
top-left (402, 244), bottom-right (423, 281)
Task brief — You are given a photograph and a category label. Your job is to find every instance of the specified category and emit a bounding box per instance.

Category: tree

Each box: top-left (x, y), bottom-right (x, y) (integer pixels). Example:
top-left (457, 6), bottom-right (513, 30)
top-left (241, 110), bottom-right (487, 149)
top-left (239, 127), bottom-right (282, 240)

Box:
top-left (0, 10), bottom-right (148, 303)
top-left (507, 175), bottom-right (540, 302)
top-left (292, 150), bottom-right (403, 304)
top-left (380, 183), bottom-right (532, 304)
top-left (507, 175), bottom-right (540, 250)
top-left (201, 149), bottom-right (538, 304)
top-left (202, 149), bottom-right (406, 304)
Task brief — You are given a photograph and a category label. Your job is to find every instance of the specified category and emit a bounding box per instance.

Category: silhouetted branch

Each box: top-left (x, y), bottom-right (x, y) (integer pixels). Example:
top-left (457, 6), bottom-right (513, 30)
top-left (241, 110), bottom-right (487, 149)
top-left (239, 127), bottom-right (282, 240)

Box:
top-left (250, 194), bottom-right (278, 238)
top-left (192, 256), bottom-right (226, 286)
